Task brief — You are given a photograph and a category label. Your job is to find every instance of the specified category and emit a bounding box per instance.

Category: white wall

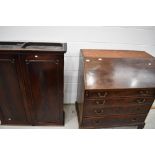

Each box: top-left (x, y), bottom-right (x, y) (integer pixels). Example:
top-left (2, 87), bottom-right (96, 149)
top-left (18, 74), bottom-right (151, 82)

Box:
top-left (0, 26), bottom-right (155, 104)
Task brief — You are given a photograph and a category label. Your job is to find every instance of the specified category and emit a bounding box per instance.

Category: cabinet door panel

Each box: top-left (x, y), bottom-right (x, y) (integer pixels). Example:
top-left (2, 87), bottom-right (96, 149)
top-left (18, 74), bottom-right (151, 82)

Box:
top-left (26, 56), bottom-right (63, 124)
top-left (0, 55), bottom-right (28, 124)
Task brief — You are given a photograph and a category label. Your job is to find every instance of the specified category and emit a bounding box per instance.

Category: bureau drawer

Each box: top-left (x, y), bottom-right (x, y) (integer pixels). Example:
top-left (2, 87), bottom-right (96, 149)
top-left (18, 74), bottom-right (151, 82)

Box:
top-left (82, 114), bottom-right (147, 128)
top-left (85, 89), bottom-right (155, 98)
top-left (83, 104), bottom-right (152, 117)
top-left (84, 97), bottom-right (154, 106)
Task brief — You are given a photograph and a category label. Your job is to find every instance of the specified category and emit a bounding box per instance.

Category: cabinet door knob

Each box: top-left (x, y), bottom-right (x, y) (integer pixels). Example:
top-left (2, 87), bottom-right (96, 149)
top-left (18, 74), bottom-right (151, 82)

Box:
top-left (8, 118), bottom-right (11, 121)
top-left (55, 59), bottom-right (59, 64)
top-left (34, 55), bottom-right (38, 58)
top-left (10, 59), bottom-right (15, 63)
top-left (25, 60), bottom-right (30, 64)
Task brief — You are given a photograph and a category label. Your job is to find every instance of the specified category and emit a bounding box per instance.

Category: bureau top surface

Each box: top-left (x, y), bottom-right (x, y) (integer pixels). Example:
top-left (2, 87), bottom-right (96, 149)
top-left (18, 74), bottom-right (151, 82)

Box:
top-left (81, 49), bottom-right (153, 58)
top-left (0, 41), bottom-right (67, 52)
top-left (83, 50), bottom-right (155, 90)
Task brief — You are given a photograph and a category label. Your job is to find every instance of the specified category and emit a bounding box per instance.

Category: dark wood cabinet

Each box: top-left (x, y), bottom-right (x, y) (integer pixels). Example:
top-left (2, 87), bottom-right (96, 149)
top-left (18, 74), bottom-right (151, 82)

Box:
top-left (76, 50), bottom-right (155, 129)
top-left (0, 54), bottom-right (28, 124)
top-left (24, 54), bottom-right (64, 125)
top-left (0, 42), bottom-right (67, 126)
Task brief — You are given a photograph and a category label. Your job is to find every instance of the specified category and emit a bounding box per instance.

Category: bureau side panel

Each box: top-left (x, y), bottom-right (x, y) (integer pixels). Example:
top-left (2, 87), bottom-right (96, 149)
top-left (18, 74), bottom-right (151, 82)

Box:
top-left (76, 52), bottom-right (85, 124)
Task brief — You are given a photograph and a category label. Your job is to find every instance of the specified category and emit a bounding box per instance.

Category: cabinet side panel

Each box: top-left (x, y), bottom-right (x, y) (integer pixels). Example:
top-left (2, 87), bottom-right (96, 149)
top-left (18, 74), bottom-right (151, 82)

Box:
top-left (58, 55), bottom-right (64, 123)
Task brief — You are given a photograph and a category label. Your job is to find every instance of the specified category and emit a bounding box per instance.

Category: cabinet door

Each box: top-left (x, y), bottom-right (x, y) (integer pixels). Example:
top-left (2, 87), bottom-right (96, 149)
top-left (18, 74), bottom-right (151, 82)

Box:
top-left (25, 54), bottom-right (64, 125)
top-left (0, 55), bottom-right (28, 124)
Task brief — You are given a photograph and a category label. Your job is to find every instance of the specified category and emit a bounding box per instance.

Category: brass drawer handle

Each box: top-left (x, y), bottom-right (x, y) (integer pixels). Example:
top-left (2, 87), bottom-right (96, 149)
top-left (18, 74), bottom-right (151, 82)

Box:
top-left (136, 98), bottom-right (146, 104)
top-left (97, 92), bottom-right (108, 97)
top-left (132, 118), bottom-right (137, 122)
top-left (140, 90), bottom-right (150, 95)
top-left (94, 109), bottom-right (104, 114)
top-left (96, 100), bottom-right (105, 105)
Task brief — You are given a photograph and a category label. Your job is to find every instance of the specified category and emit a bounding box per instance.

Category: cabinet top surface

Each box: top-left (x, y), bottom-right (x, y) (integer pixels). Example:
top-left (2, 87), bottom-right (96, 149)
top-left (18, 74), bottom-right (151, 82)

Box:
top-left (0, 42), bottom-right (67, 52)
top-left (83, 50), bottom-right (155, 90)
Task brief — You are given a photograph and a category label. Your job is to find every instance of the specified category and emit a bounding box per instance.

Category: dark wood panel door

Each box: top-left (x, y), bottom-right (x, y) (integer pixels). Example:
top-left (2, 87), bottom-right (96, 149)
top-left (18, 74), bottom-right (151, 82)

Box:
top-left (25, 54), bottom-right (64, 125)
top-left (0, 55), bottom-right (28, 124)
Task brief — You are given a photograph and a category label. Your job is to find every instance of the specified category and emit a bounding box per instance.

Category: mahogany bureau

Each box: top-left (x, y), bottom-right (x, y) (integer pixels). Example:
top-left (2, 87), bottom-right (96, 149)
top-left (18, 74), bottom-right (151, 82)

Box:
top-left (0, 41), bottom-right (67, 126)
top-left (76, 49), bottom-right (155, 129)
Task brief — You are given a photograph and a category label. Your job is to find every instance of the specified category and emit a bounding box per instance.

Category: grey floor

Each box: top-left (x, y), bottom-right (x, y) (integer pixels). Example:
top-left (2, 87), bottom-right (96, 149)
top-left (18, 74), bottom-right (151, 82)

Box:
top-left (0, 104), bottom-right (155, 129)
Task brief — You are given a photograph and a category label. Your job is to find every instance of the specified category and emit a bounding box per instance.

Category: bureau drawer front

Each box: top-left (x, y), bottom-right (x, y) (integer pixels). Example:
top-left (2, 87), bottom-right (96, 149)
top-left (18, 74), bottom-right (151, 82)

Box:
top-left (82, 114), bottom-right (146, 128)
top-left (83, 104), bottom-right (152, 117)
top-left (85, 89), bottom-right (155, 98)
top-left (84, 98), bottom-right (154, 106)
